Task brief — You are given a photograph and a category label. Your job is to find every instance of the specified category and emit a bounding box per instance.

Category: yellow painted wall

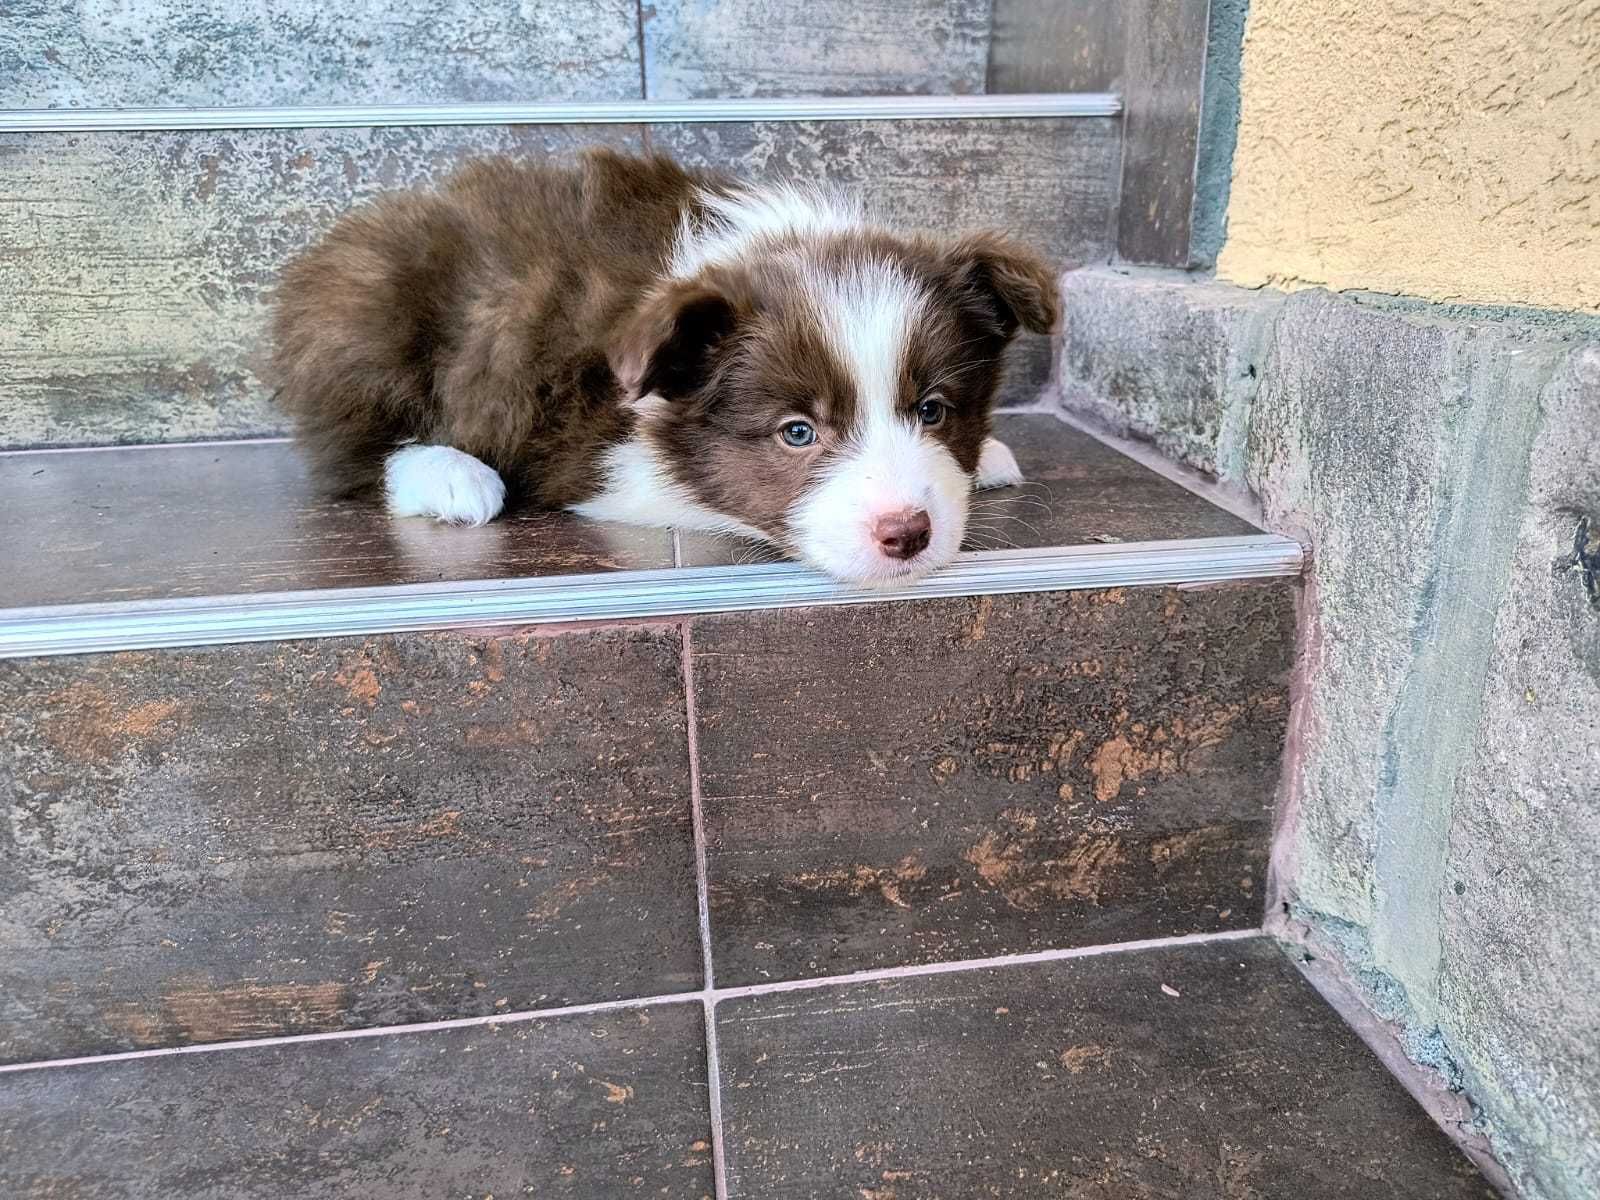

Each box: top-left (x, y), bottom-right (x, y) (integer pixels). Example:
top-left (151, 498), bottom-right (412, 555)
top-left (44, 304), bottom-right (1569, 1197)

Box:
top-left (1217, 0), bottom-right (1600, 313)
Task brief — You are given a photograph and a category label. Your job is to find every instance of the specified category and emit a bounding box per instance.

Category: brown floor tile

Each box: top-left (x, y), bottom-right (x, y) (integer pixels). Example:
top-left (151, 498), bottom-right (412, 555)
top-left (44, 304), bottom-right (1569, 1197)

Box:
top-left (0, 412), bottom-right (1255, 608)
top-left (0, 441), bottom-right (674, 608)
top-left (690, 585), bottom-right (1294, 984)
top-left (714, 937), bottom-right (1495, 1199)
top-left (0, 625), bottom-right (700, 1063)
top-left (0, 1001), bottom-right (713, 1200)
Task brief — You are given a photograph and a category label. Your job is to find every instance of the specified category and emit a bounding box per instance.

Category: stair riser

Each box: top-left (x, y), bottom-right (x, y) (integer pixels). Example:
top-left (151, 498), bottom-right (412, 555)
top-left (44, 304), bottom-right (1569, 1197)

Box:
top-left (3, 0), bottom-right (989, 110)
top-left (693, 586), bottom-right (1293, 980)
top-left (0, 117), bottom-right (1115, 448)
top-left (0, 580), bottom-right (1292, 1065)
top-left (0, 625), bottom-right (701, 1065)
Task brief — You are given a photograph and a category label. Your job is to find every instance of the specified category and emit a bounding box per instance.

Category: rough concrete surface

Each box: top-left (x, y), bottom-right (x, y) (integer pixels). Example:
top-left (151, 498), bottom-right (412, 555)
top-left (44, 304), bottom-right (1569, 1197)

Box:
top-left (0, 0), bottom-right (642, 108)
top-left (1434, 346), bottom-right (1600, 1200)
top-left (1056, 266), bottom-right (1600, 1200)
top-left (1, 116), bottom-right (1116, 448)
top-left (1058, 267), bottom-right (1279, 479)
top-left (0, 124), bottom-right (642, 448)
top-left (642, 0), bottom-right (992, 99)
top-left (1190, 0), bottom-right (1249, 266)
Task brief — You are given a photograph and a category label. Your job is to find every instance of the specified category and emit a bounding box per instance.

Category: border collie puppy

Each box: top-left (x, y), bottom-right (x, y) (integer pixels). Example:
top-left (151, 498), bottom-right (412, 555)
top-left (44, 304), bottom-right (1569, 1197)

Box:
top-left (271, 149), bottom-right (1058, 585)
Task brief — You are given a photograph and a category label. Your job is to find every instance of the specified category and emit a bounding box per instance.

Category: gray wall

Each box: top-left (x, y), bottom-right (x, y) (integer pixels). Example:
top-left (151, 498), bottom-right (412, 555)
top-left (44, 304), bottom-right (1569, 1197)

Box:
top-left (1056, 266), bottom-right (1600, 1200)
top-left (0, 0), bottom-right (1161, 448)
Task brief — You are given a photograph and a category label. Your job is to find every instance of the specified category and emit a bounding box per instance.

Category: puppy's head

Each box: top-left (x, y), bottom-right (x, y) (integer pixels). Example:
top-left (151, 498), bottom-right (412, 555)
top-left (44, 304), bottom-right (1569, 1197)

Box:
top-left (612, 224), bottom-right (1058, 585)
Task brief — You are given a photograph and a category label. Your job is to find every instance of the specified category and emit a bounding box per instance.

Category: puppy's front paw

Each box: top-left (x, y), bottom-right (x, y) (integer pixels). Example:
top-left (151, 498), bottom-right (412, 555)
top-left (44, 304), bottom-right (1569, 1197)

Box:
top-left (974, 437), bottom-right (1024, 490)
top-left (384, 445), bottom-right (506, 526)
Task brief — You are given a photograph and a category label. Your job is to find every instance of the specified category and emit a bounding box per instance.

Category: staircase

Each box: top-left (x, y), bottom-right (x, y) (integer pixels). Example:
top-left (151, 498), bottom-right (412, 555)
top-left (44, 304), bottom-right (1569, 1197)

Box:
top-left (1, 4), bottom-right (1504, 1197)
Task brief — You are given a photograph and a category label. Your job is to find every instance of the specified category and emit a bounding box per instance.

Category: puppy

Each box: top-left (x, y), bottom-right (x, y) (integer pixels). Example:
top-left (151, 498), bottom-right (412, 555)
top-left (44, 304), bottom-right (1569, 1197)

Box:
top-left (271, 149), bottom-right (1059, 585)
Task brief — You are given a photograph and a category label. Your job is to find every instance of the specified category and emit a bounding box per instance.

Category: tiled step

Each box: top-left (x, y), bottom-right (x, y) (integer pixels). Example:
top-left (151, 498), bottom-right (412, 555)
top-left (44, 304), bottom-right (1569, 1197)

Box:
top-left (0, 586), bottom-right (1292, 1064)
top-left (711, 938), bottom-right (1496, 1200)
top-left (1, 625), bottom-right (703, 1064)
top-left (0, 412), bottom-right (1300, 1067)
top-left (0, 937), bottom-right (1495, 1199)
top-left (690, 584), bottom-right (1293, 983)
top-left (0, 409), bottom-right (1442, 1196)
top-left (0, 413), bottom-right (1293, 654)
top-left (1, 413), bottom-right (1260, 609)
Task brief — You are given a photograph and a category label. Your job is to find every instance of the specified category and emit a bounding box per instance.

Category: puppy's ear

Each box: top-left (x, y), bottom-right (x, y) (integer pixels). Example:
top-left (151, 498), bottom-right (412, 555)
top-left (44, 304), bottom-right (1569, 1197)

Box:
top-left (942, 233), bottom-right (1061, 339)
top-left (611, 278), bottom-right (741, 405)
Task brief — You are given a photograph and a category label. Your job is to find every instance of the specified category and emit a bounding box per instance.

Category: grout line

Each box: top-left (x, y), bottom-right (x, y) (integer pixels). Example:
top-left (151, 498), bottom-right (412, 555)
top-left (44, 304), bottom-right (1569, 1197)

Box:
top-left (702, 996), bottom-right (731, 1200)
top-left (0, 991), bottom-right (701, 1076)
top-left (634, 0), bottom-right (650, 103)
top-left (710, 927), bottom-right (1264, 1002)
top-left (680, 622), bottom-right (730, 1198)
top-left (1110, 63), bottom-right (1131, 264)
top-left (0, 928), bottom-right (1262, 1078)
top-left (633, 0), bottom-right (652, 155)
top-left (681, 624), bottom-right (716, 993)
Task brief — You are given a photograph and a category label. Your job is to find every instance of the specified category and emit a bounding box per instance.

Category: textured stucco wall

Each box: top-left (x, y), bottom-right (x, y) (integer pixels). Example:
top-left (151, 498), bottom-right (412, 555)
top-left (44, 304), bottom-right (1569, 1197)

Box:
top-left (1217, 0), bottom-right (1600, 313)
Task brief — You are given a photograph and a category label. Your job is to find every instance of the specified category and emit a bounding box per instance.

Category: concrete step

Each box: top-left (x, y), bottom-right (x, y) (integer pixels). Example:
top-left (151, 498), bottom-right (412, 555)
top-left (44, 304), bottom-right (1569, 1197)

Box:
top-left (3, 3), bottom-right (1158, 451)
top-left (0, 937), bottom-right (1495, 1199)
top-left (1052, 263), bottom-right (1600, 1198)
top-left (6, 1), bottom-right (995, 111)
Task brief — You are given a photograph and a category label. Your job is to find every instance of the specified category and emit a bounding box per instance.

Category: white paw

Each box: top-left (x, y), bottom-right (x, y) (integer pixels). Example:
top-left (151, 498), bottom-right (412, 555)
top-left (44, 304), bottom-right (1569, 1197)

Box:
top-left (974, 437), bottom-right (1024, 490)
top-left (384, 445), bottom-right (506, 526)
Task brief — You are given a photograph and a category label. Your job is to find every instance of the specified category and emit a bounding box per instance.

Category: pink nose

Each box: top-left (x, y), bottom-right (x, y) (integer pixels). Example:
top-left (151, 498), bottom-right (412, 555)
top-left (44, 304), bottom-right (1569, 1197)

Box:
top-left (872, 508), bottom-right (932, 560)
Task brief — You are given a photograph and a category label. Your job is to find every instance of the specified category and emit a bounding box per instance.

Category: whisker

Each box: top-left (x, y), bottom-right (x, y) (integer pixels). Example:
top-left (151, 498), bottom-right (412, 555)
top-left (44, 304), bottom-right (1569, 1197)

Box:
top-left (971, 513), bottom-right (1044, 540)
top-left (968, 503), bottom-right (1053, 523)
top-left (730, 537), bottom-right (784, 567)
top-left (976, 483), bottom-right (1055, 500)
top-left (962, 534), bottom-right (1021, 552)
top-left (971, 498), bottom-right (1054, 518)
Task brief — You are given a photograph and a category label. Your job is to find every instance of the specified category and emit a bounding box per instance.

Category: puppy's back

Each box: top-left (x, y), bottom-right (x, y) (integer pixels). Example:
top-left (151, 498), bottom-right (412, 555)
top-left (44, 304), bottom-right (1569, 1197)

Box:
top-left (270, 149), bottom-right (714, 499)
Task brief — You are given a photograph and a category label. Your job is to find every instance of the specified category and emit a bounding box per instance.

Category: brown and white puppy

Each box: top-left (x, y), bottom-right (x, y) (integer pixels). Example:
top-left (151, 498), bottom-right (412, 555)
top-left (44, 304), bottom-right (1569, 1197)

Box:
top-left (271, 148), bottom-right (1058, 585)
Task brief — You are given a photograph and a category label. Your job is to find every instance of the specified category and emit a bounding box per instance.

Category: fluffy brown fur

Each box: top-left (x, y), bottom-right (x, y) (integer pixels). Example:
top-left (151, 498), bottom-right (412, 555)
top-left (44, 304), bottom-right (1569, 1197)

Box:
top-left (273, 150), bottom-right (727, 504)
top-left (271, 147), bottom-right (1060, 579)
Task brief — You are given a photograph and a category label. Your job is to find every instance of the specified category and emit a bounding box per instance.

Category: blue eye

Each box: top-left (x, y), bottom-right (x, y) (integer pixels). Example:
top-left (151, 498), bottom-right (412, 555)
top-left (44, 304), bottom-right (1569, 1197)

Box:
top-left (780, 420), bottom-right (817, 447)
top-left (916, 397), bottom-right (947, 427)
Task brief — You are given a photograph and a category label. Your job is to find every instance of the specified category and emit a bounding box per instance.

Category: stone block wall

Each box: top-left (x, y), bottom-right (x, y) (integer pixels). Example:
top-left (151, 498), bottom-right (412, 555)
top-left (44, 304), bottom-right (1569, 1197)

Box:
top-left (1056, 264), bottom-right (1600, 1200)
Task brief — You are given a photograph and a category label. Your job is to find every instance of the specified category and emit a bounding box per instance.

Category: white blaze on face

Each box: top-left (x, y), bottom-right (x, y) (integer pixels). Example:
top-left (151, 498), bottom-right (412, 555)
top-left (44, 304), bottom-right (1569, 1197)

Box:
top-left (670, 184), bottom-right (865, 278)
top-left (789, 259), bottom-right (971, 585)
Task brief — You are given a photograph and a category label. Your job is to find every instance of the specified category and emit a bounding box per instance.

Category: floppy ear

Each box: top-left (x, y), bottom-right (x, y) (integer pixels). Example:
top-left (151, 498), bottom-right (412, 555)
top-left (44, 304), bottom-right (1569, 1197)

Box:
top-left (942, 233), bottom-right (1061, 339)
top-left (610, 279), bottom-right (740, 404)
